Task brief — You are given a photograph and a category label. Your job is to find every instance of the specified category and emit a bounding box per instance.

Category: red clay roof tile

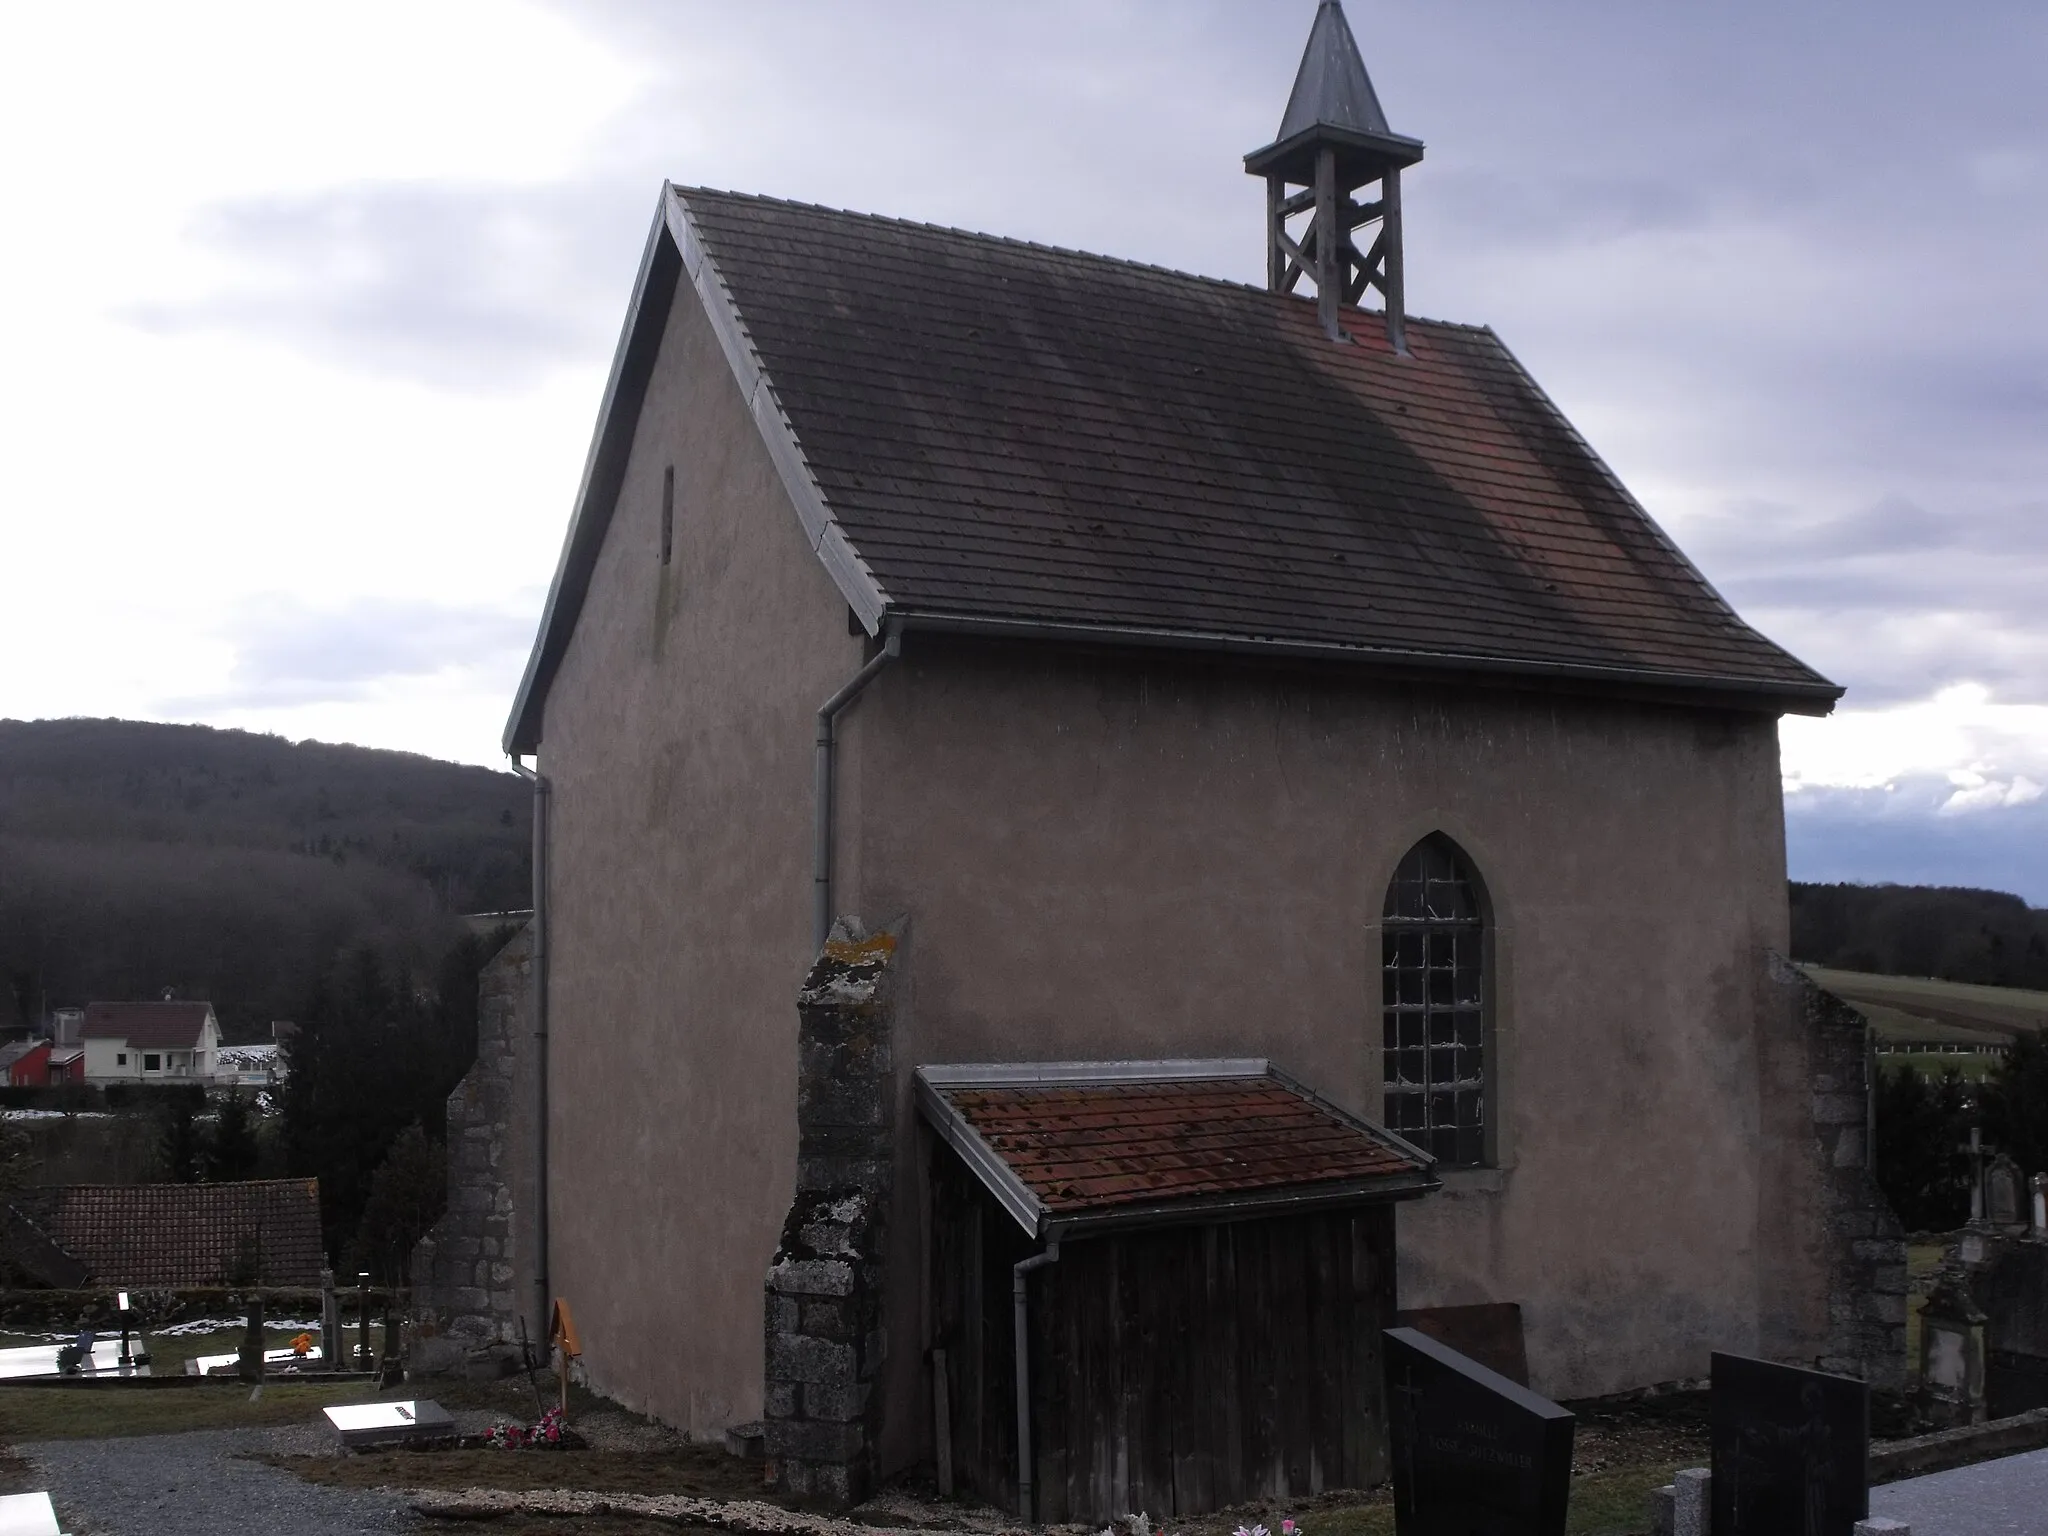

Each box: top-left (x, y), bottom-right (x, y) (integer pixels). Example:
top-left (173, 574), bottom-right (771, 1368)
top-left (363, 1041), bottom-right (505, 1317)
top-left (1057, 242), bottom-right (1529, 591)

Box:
top-left (925, 1070), bottom-right (1428, 1223)
top-left (11, 1179), bottom-right (324, 1287)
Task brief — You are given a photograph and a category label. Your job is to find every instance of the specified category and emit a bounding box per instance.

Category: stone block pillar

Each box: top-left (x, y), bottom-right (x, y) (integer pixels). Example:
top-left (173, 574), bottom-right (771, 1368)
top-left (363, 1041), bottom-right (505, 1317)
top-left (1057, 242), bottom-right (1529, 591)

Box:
top-left (1768, 958), bottom-right (1910, 1388)
top-left (762, 919), bottom-right (901, 1505)
top-left (411, 923), bottom-right (536, 1356)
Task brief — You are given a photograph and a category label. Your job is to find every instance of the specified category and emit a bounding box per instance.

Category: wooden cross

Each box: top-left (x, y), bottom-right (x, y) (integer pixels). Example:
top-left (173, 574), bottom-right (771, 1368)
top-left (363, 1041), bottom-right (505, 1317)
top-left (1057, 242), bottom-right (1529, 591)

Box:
top-left (548, 1298), bottom-right (581, 1415)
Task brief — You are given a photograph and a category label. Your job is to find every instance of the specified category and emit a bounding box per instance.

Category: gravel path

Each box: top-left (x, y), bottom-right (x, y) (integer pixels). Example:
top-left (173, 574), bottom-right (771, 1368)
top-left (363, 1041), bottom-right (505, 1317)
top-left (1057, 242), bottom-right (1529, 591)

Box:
top-left (22, 1427), bottom-right (417, 1536)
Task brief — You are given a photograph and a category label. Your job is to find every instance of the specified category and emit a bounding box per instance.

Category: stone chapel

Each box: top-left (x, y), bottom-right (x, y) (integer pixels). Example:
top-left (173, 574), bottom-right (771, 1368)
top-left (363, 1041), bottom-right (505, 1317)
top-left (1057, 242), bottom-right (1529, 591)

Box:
top-left (469, 0), bottom-right (1906, 1517)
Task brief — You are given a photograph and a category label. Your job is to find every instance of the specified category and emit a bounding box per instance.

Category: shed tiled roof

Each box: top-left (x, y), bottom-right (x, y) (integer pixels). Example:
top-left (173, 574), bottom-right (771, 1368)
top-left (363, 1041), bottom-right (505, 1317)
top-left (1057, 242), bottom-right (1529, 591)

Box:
top-left (682, 191), bottom-right (1834, 700)
top-left (917, 1063), bottom-right (1435, 1237)
top-left (11, 1179), bottom-right (324, 1287)
top-left (81, 1002), bottom-right (214, 1049)
top-left (505, 188), bottom-right (1839, 752)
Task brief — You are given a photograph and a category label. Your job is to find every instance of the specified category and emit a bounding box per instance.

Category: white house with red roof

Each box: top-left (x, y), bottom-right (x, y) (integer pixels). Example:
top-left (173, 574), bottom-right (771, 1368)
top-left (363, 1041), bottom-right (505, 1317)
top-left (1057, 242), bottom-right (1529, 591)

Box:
top-left (79, 1001), bottom-right (220, 1083)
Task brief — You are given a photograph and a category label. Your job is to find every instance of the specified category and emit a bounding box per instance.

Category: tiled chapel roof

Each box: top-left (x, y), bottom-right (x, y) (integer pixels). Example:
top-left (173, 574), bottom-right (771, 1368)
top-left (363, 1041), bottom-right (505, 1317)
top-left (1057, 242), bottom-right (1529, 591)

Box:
top-left (505, 188), bottom-right (1838, 750)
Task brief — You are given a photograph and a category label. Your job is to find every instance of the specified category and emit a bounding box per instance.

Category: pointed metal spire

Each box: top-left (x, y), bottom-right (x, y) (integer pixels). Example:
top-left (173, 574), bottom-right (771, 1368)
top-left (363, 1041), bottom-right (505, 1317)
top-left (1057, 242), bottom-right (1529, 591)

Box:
top-left (1276, 0), bottom-right (1392, 143)
top-left (1244, 2), bottom-right (1425, 353)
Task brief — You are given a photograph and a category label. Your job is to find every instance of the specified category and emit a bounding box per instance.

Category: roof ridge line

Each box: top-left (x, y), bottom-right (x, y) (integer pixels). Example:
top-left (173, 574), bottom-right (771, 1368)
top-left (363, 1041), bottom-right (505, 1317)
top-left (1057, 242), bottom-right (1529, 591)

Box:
top-left (670, 185), bottom-right (1495, 337)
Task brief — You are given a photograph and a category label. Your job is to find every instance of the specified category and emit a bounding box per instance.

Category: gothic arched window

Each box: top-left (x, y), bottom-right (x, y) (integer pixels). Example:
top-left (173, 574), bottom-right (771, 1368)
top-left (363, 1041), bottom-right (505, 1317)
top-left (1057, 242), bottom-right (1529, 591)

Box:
top-left (1382, 835), bottom-right (1486, 1167)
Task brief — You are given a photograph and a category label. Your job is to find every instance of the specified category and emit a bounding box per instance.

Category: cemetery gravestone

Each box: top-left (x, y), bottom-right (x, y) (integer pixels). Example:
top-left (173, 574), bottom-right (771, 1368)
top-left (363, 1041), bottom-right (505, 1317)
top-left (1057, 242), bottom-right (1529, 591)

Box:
top-left (1985, 1154), bottom-right (2024, 1230)
top-left (0, 1491), bottom-right (62, 1536)
top-left (323, 1398), bottom-right (456, 1449)
top-left (1710, 1352), bottom-right (1868, 1536)
top-left (1384, 1326), bottom-right (1575, 1536)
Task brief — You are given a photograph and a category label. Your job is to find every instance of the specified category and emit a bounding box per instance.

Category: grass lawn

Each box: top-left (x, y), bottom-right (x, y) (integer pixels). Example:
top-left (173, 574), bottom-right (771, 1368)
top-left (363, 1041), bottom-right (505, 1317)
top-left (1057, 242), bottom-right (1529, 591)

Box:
top-left (0, 1380), bottom-right (376, 1441)
top-left (0, 1356), bottom-right (563, 1442)
top-left (1169, 1458), bottom-right (1681, 1536)
top-left (0, 1324), bottom-right (327, 1379)
top-left (1801, 966), bottom-right (2048, 1040)
top-left (274, 1440), bottom-right (771, 1500)
top-left (1884, 1051), bottom-right (1999, 1082)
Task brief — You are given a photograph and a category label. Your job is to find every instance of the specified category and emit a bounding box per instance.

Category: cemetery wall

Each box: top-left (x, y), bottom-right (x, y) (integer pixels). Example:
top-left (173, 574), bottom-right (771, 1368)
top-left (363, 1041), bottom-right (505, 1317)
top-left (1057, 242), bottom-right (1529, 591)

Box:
top-left (533, 270), bottom-right (866, 1434)
top-left (1754, 961), bottom-right (1908, 1389)
top-left (412, 922), bottom-right (538, 1351)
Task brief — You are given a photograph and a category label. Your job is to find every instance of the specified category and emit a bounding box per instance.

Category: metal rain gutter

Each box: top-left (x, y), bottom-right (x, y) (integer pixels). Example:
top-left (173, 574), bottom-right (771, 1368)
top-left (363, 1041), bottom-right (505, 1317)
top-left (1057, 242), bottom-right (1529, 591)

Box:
top-left (889, 610), bottom-right (1844, 715)
top-left (508, 755), bottom-right (551, 1334)
top-left (1012, 1242), bottom-right (1062, 1522)
top-left (813, 630), bottom-right (901, 950)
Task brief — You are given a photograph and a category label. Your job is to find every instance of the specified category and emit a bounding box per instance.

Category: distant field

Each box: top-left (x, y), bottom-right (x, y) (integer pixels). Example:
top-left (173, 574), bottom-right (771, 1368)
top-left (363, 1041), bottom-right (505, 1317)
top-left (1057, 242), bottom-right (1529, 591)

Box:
top-left (1882, 1052), bottom-right (1999, 1082)
top-left (1801, 965), bottom-right (2048, 1046)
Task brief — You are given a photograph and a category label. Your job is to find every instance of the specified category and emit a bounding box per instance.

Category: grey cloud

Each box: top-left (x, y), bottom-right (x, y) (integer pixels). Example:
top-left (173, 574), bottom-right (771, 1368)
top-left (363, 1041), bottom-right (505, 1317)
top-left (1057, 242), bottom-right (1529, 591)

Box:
top-left (128, 182), bottom-right (643, 392)
top-left (124, 2), bottom-right (2048, 750)
top-left (165, 596), bottom-right (539, 711)
top-left (1788, 780), bottom-right (2048, 903)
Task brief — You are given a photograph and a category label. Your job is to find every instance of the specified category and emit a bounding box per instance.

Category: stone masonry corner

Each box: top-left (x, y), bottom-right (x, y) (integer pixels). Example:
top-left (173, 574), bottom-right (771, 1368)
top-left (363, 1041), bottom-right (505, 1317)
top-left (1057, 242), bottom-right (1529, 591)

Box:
top-left (762, 917), bottom-right (904, 1505)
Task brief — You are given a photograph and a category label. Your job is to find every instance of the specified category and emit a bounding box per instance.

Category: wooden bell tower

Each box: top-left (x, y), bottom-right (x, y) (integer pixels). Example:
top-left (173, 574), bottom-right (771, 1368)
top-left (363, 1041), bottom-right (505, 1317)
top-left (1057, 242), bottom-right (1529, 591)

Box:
top-left (1245, 1), bottom-right (1425, 352)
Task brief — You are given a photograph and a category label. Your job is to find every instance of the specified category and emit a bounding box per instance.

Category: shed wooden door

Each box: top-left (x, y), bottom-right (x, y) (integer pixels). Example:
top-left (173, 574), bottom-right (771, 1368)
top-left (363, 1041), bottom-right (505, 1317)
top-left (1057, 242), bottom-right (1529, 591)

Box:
top-left (1031, 1209), bottom-right (1396, 1521)
top-left (929, 1147), bottom-right (1397, 1524)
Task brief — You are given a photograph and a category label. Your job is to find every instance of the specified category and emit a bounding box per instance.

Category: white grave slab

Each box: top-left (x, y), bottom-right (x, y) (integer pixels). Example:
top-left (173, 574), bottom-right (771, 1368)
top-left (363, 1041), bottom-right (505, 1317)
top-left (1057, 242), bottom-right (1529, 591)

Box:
top-left (0, 1340), bottom-right (148, 1381)
top-left (0, 1491), bottom-right (62, 1535)
top-left (186, 1344), bottom-right (323, 1376)
top-left (323, 1398), bottom-right (455, 1448)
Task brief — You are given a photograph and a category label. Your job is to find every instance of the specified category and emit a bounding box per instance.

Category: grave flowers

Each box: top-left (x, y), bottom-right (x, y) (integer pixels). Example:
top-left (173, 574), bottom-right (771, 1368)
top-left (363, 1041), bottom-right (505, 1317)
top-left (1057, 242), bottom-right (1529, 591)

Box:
top-left (485, 1420), bottom-right (527, 1449)
top-left (486, 1407), bottom-right (570, 1450)
top-left (291, 1333), bottom-right (315, 1357)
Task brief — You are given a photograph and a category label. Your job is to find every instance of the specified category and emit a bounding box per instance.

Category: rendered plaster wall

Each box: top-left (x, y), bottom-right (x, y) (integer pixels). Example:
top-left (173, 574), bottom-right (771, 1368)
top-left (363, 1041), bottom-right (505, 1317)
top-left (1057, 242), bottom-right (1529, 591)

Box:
top-left (837, 642), bottom-right (1819, 1464)
top-left (536, 271), bottom-right (865, 1434)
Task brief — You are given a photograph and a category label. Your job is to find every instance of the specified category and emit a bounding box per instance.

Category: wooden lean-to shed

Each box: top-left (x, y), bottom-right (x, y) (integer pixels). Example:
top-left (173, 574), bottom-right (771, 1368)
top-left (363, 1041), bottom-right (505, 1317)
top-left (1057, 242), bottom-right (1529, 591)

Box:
top-left (918, 1061), bottom-right (1439, 1523)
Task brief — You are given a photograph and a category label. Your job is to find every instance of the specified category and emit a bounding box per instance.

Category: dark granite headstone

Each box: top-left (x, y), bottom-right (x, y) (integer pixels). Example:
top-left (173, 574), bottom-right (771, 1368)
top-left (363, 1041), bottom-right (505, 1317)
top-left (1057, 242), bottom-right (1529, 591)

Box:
top-left (1710, 1352), bottom-right (1868, 1536)
top-left (1397, 1303), bottom-right (1531, 1386)
top-left (1385, 1326), bottom-right (1574, 1536)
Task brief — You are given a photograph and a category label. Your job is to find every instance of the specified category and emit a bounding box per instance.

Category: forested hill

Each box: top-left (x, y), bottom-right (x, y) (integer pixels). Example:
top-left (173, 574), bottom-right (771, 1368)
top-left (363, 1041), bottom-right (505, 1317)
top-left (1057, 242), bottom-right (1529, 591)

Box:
top-left (0, 718), bottom-right (531, 1040)
top-left (1791, 881), bottom-right (2048, 990)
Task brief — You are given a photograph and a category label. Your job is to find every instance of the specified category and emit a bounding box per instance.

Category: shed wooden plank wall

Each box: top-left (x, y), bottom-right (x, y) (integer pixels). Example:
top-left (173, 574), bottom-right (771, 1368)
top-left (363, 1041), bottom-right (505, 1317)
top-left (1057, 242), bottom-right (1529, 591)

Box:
top-left (929, 1151), bottom-right (1398, 1521)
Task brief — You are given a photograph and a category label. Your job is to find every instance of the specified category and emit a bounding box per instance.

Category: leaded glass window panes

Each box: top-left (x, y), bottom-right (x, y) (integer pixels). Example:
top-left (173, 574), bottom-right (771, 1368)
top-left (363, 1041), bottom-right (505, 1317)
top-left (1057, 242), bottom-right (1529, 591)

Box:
top-left (1382, 835), bottom-right (1485, 1166)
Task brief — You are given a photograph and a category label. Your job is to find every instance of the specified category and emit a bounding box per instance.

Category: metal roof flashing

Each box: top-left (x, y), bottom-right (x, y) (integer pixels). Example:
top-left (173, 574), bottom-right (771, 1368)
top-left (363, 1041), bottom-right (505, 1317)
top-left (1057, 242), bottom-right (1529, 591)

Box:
top-left (915, 1060), bottom-right (1439, 1240)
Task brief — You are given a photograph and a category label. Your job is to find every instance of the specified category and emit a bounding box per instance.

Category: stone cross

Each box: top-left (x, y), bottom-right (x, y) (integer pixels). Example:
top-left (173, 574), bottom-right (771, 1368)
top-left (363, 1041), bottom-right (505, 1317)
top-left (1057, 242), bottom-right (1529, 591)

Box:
top-left (1960, 1128), bottom-right (1993, 1224)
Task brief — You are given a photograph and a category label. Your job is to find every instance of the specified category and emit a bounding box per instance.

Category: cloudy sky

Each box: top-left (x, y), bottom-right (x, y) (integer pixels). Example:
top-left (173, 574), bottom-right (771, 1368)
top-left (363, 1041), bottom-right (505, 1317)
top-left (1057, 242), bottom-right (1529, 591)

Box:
top-left (1, 1), bottom-right (2043, 898)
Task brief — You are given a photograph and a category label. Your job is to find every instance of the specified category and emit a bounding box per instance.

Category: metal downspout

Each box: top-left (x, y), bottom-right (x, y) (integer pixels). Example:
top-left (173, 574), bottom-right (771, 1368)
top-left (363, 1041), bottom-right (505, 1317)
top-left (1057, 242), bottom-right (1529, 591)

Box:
top-left (813, 631), bottom-right (901, 951)
top-left (509, 756), bottom-right (550, 1336)
top-left (1012, 1242), bottom-right (1062, 1523)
